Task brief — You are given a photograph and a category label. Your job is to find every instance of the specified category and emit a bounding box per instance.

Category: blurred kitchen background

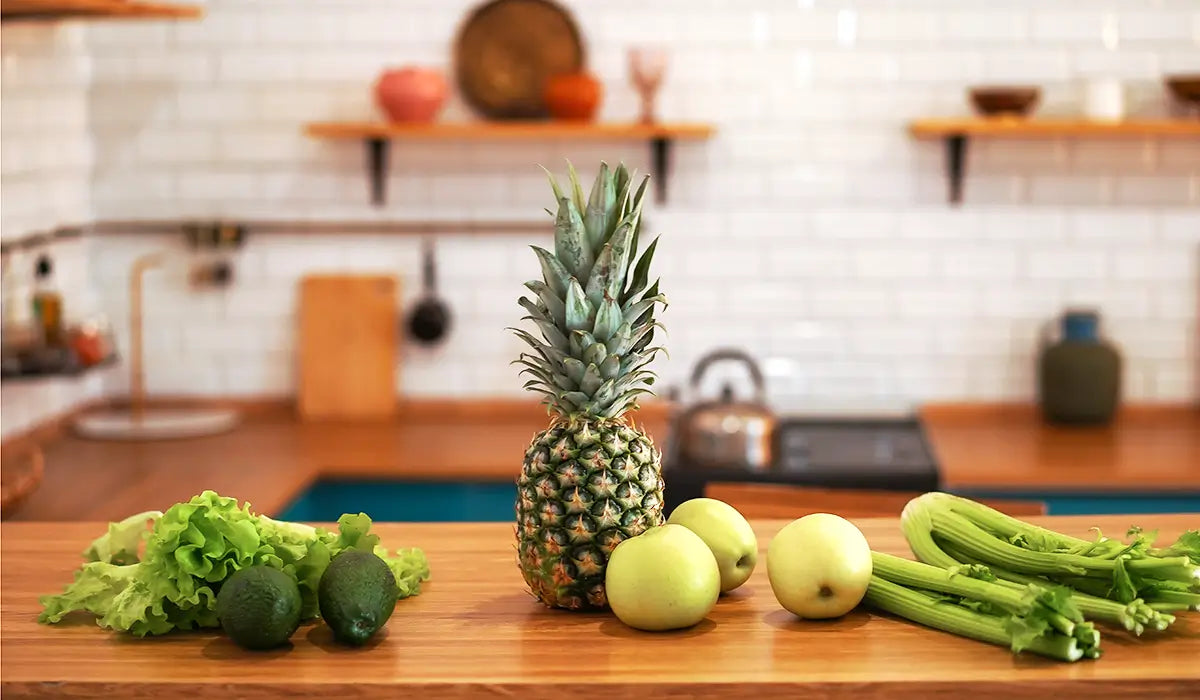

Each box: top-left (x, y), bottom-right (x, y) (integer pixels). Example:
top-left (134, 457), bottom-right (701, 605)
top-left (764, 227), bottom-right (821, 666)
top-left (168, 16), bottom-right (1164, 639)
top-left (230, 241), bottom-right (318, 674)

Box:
top-left (1, 0), bottom-right (1197, 521)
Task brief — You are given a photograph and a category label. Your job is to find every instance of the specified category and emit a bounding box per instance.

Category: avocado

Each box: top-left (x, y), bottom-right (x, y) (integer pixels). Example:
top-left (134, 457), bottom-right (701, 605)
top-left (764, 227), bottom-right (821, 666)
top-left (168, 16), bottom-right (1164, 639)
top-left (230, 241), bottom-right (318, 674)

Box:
top-left (216, 565), bottom-right (302, 650)
top-left (318, 550), bottom-right (398, 646)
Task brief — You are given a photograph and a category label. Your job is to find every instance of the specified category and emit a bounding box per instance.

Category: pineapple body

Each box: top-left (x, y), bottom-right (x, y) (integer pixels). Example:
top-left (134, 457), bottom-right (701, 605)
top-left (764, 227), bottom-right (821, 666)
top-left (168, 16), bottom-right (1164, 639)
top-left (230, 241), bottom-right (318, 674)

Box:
top-left (516, 416), bottom-right (664, 610)
top-left (512, 162), bottom-right (667, 610)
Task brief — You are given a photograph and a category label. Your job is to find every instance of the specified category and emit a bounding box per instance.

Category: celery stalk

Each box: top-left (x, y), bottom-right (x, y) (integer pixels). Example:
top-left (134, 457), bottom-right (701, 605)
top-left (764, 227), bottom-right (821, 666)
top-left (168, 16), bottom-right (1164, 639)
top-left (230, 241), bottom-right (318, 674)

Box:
top-left (1149, 602), bottom-right (1192, 613)
top-left (871, 552), bottom-right (1099, 649)
top-left (1144, 589), bottom-right (1200, 611)
top-left (938, 541), bottom-right (1175, 634)
top-left (912, 492), bottom-right (1091, 549)
top-left (863, 576), bottom-right (1091, 662)
top-left (903, 493), bottom-right (1183, 634)
top-left (872, 552), bottom-right (1080, 627)
top-left (901, 498), bottom-right (963, 568)
top-left (930, 508), bottom-right (1115, 575)
top-left (922, 499), bottom-right (1200, 588)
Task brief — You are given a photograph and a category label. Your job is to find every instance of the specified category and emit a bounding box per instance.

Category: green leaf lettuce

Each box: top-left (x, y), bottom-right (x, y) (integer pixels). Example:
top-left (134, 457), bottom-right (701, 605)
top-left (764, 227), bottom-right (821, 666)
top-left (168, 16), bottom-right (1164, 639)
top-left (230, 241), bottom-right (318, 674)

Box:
top-left (39, 491), bottom-right (430, 637)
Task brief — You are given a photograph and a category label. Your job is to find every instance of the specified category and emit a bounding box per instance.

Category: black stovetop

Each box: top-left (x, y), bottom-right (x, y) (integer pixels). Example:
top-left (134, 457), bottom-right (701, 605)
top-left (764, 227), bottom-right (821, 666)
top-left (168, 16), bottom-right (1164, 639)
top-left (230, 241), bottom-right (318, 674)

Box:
top-left (661, 417), bottom-right (942, 511)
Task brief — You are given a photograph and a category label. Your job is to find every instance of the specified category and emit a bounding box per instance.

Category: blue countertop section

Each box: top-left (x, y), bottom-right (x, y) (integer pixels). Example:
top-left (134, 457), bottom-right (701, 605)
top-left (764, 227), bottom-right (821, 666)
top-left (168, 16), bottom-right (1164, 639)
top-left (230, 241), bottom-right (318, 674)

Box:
top-left (280, 479), bottom-right (1200, 523)
top-left (952, 489), bottom-right (1200, 517)
top-left (281, 480), bottom-right (517, 523)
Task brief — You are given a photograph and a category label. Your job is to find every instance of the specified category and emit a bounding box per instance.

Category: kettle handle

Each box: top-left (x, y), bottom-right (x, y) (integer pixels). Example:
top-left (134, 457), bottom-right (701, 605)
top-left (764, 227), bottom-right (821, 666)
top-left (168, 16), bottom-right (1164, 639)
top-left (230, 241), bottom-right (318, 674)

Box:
top-left (689, 348), bottom-right (766, 401)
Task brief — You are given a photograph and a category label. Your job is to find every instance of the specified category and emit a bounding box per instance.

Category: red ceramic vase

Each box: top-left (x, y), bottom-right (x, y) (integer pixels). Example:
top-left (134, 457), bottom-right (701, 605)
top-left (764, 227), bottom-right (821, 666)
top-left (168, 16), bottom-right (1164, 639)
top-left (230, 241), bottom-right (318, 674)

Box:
top-left (544, 72), bottom-right (602, 121)
top-left (374, 67), bottom-right (448, 123)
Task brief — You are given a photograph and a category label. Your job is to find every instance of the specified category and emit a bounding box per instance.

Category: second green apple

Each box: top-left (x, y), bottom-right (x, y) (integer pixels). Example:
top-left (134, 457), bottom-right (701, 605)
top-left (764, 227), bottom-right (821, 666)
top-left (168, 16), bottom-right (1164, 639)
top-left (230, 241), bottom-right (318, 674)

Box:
top-left (667, 498), bottom-right (758, 593)
top-left (605, 524), bottom-right (721, 631)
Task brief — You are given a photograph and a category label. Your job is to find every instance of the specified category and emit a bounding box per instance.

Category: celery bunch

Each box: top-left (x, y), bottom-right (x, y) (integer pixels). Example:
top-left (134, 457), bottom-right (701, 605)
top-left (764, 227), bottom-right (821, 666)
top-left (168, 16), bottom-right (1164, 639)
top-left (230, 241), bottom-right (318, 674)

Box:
top-left (901, 492), bottom-right (1197, 634)
top-left (866, 553), bottom-right (1101, 662)
top-left (863, 492), bottom-right (1197, 662)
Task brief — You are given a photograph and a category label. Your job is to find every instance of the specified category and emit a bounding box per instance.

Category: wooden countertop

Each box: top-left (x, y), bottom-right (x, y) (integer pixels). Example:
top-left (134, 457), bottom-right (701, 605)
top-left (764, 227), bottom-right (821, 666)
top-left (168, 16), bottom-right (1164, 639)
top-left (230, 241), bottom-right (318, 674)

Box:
top-left (6, 403), bottom-right (659, 522)
top-left (6, 401), bottom-right (1200, 522)
top-left (3, 514), bottom-right (1197, 699)
top-left (922, 404), bottom-right (1200, 492)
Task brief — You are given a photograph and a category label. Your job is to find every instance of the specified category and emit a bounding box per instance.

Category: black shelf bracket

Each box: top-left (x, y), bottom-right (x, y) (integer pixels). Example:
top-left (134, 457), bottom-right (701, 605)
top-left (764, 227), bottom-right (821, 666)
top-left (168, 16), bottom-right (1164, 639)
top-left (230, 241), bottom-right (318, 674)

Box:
top-left (366, 137), bottom-right (390, 207)
top-left (360, 134), bottom-right (686, 207)
top-left (650, 136), bottom-right (670, 204)
top-left (945, 134), bottom-right (968, 205)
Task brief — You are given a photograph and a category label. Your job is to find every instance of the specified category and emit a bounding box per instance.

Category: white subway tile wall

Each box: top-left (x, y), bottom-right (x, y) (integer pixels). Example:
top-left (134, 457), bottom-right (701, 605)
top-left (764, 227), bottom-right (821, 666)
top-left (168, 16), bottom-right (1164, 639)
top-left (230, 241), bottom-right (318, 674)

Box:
top-left (1, 22), bottom-right (100, 437)
top-left (1, 22), bottom-right (93, 241)
top-left (1, 0), bottom-right (1199, 435)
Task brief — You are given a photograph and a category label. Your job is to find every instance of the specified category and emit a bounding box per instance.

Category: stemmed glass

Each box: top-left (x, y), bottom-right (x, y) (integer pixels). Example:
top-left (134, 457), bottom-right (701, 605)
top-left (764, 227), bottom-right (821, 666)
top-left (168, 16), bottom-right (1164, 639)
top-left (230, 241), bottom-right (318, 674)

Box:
top-left (628, 47), bottom-right (668, 124)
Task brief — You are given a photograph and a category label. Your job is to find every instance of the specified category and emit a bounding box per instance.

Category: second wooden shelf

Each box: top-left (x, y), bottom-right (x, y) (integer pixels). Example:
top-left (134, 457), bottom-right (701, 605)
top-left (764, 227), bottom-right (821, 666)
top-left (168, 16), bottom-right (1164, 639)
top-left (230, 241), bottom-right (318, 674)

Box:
top-left (909, 117), bottom-right (1200, 203)
top-left (910, 118), bottom-right (1200, 139)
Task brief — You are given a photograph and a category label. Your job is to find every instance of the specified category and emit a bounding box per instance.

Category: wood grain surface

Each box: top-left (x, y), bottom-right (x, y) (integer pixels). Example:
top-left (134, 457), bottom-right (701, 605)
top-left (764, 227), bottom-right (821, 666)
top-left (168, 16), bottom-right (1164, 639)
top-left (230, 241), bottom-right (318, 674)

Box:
top-left (305, 121), bottom-right (716, 141)
top-left (297, 275), bottom-right (399, 421)
top-left (3, 515), bottom-right (1198, 699)
top-left (1, 0), bottom-right (202, 19)
top-left (921, 403), bottom-right (1200, 490)
top-left (909, 118), bottom-right (1200, 138)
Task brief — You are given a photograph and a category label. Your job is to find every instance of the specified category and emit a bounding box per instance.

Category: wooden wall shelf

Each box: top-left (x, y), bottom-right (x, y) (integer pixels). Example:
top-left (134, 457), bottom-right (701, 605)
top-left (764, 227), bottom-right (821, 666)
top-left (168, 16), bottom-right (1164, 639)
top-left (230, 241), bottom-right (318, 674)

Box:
top-left (908, 118), bottom-right (1200, 203)
top-left (304, 121), bottom-right (716, 206)
top-left (1, 0), bottom-right (202, 20)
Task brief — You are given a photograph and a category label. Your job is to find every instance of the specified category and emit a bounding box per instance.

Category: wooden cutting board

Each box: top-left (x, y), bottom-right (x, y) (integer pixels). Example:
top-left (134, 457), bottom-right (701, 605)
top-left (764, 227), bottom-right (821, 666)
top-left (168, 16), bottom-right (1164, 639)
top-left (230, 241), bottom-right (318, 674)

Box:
top-left (297, 274), bottom-right (399, 421)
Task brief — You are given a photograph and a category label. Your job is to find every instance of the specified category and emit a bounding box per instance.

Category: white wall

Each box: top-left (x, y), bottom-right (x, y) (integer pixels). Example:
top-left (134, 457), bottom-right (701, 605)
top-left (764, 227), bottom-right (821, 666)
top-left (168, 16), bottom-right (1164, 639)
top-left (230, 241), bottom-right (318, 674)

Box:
top-left (1, 22), bottom-right (106, 437)
top-left (3, 1), bottom-right (1199, 427)
top-left (1, 22), bottom-right (92, 241)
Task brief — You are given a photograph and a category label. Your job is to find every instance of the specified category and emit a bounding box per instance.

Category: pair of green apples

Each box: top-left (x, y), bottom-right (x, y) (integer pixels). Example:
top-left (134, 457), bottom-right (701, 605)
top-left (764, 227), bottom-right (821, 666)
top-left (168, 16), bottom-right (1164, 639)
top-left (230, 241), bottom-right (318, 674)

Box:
top-left (605, 498), bottom-right (873, 632)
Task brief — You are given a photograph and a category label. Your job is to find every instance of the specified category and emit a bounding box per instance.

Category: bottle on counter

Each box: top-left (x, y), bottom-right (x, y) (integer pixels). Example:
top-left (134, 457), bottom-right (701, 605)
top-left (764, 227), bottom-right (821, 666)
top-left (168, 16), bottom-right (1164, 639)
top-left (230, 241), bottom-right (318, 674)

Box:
top-left (2, 250), bottom-right (35, 346)
top-left (1037, 309), bottom-right (1122, 425)
top-left (2, 251), bottom-right (36, 376)
top-left (31, 254), bottom-right (64, 347)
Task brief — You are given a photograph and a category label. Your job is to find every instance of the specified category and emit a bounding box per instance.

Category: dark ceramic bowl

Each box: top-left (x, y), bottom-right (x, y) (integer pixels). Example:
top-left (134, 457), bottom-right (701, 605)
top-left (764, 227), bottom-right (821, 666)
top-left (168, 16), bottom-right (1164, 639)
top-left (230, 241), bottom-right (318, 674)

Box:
top-left (1165, 75), bottom-right (1200, 106)
top-left (968, 86), bottom-right (1041, 117)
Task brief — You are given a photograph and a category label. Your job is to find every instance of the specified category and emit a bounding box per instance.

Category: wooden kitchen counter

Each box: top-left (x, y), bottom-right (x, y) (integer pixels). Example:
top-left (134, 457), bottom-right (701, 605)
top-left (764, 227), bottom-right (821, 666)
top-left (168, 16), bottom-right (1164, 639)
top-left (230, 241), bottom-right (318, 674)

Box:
top-left (3, 514), bottom-right (1198, 699)
top-left (5, 401), bottom-right (1198, 522)
top-left (3, 402), bottom-right (668, 521)
top-left (922, 404), bottom-right (1200, 491)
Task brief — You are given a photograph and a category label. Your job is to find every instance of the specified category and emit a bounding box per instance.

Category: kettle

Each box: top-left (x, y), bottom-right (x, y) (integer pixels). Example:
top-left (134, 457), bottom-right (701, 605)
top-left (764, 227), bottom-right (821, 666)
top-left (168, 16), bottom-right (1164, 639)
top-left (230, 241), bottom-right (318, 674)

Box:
top-left (676, 349), bottom-right (776, 471)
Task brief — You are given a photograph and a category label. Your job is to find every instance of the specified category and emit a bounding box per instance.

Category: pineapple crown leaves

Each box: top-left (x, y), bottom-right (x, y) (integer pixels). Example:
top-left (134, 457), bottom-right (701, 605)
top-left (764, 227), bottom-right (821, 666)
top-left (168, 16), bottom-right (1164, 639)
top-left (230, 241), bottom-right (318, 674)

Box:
top-left (511, 161), bottom-right (668, 420)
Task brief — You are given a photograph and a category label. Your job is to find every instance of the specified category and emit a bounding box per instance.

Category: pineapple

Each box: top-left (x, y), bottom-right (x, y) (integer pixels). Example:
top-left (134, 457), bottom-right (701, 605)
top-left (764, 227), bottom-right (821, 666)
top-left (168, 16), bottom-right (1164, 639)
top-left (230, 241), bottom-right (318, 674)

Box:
top-left (513, 162), bottom-right (668, 611)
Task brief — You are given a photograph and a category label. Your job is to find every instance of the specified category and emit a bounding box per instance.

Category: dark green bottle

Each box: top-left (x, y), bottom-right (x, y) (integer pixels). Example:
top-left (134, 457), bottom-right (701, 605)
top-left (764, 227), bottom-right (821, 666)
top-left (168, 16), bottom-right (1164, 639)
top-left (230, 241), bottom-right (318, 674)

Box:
top-left (1037, 309), bottom-right (1121, 425)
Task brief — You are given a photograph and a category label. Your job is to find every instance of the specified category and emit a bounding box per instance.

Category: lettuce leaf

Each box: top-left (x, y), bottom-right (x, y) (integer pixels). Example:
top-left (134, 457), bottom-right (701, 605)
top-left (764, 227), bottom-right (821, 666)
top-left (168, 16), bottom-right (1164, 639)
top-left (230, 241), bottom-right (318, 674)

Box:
top-left (39, 491), bottom-right (430, 636)
top-left (83, 510), bottom-right (162, 565)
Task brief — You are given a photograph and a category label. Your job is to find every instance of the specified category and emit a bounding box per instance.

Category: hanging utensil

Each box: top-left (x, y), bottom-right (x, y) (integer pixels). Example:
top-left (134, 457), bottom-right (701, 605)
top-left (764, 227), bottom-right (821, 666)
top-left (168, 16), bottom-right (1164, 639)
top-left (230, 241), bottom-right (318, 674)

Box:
top-left (408, 238), bottom-right (451, 345)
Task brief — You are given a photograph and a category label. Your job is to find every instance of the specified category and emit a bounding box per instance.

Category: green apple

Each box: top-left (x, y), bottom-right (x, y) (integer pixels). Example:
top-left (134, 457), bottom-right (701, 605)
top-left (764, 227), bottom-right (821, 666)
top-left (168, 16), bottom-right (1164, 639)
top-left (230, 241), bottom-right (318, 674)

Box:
top-left (667, 498), bottom-right (758, 593)
top-left (766, 513), bottom-right (872, 619)
top-left (605, 524), bottom-right (720, 631)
